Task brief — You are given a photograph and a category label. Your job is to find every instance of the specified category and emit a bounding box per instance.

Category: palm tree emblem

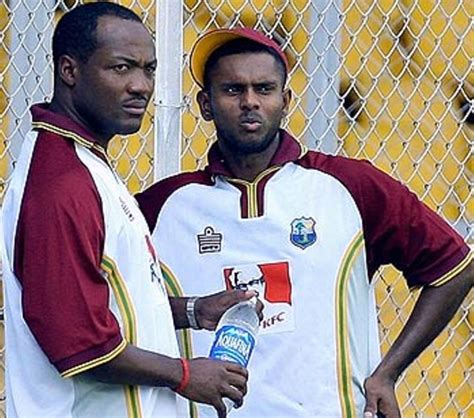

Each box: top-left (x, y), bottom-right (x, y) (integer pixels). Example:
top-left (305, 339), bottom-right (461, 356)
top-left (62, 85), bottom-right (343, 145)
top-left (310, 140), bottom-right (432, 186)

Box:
top-left (290, 217), bottom-right (317, 249)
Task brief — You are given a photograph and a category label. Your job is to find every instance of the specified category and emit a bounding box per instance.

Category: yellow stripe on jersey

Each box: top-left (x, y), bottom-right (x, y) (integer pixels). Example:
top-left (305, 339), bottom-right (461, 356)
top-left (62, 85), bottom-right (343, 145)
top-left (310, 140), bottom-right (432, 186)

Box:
top-left (61, 338), bottom-right (127, 378)
top-left (126, 385), bottom-right (142, 418)
top-left (101, 256), bottom-right (143, 418)
top-left (160, 261), bottom-right (198, 418)
top-left (32, 121), bottom-right (111, 165)
top-left (248, 183), bottom-right (256, 218)
top-left (228, 165), bottom-right (281, 218)
top-left (429, 251), bottom-right (473, 287)
top-left (160, 262), bottom-right (195, 358)
top-left (335, 231), bottom-right (364, 418)
top-left (101, 256), bottom-right (138, 344)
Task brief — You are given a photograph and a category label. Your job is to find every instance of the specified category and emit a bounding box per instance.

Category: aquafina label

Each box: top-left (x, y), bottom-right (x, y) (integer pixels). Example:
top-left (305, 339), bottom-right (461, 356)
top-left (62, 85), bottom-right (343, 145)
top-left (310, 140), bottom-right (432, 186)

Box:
top-left (209, 324), bottom-right (256, 367)
top-left (209, 298), bottom-right (259, 412)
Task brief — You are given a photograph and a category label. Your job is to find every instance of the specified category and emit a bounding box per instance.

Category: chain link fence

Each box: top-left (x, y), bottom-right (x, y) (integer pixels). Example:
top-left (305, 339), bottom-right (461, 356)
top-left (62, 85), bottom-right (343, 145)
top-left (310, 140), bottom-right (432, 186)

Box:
top-left (0, 0), bottom-right (472, 416)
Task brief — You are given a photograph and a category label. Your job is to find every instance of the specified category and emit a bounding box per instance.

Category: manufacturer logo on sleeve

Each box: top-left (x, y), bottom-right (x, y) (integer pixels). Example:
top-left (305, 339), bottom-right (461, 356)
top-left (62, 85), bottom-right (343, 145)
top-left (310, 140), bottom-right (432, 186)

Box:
top-left (119, 196), bottom-right (135, 222)
top-left (290, 217), bottom-right (317, 249)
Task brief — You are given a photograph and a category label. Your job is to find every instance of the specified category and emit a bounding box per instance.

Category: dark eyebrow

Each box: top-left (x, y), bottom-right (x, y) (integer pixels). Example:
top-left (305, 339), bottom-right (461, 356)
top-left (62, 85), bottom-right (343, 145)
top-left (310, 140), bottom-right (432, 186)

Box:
top-left (255, 81), bottom-right (278, 87)
top-left (111, 55), bottom-right (157, 67)
top-left (221, 82), bottom-right (244, 88)
top-left (219, 81), bottom-right (278, 88)
top-left (145, 58), bottom-right (157, 67)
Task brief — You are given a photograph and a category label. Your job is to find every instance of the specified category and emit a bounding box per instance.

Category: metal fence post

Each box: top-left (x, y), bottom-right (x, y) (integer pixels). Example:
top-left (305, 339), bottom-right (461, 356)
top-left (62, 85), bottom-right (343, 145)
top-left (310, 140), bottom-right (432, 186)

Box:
top-left (306, 0), bottom-right (342, 154)
top-left (154, 0), bottom-right (183, 181)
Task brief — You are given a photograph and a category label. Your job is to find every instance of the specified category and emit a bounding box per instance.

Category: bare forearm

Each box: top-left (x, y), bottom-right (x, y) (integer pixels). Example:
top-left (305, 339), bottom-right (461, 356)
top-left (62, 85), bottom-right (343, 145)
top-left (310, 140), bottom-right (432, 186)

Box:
top-left (373, 262), bottom-right (473, 381)
top-left (363, 262), bottom-right (473, 417)
top-left (169, 296), bottom-right (192, 329)
top-left (83, 342), bottom-right (250, 414)
top-left (84, 344), bottom-right (181, 388)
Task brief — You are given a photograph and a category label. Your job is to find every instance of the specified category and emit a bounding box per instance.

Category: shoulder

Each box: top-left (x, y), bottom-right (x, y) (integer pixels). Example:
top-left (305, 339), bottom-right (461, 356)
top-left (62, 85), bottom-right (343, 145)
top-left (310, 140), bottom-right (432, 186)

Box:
top-left (24, 130), bottom-right (102, 216)
top-left (297, 152), bottom-right (469, 285)
top-left (297, 150), bottom-right (426, 232)
top-left (136, 170), bottom-right (213, 231)
top-left (296, 150), bottom-right (399, 199)
top-left (298, 150), bottom-right (377, 175)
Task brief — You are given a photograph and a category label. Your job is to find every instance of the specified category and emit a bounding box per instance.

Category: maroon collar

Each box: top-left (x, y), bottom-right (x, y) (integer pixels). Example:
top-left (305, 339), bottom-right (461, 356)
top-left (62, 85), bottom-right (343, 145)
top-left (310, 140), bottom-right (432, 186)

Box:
top-left (205, 129), bottom-right (307, 177)
top-left (31, 103), bottom-right (103, 149)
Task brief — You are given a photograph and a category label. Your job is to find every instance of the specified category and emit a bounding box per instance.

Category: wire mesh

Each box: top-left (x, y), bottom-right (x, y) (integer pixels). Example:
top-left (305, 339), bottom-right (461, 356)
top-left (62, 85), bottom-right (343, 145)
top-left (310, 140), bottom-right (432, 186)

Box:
top-left (180, 4), bottom-right (472, 416)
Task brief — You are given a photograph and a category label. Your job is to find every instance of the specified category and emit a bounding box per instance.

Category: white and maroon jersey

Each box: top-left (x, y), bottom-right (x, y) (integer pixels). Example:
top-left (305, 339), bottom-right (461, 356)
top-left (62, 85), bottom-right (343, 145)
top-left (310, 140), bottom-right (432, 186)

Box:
top-left (137, 130), bottom-right (471, 418)
top-left (2, 104), bottom-right (180, 418)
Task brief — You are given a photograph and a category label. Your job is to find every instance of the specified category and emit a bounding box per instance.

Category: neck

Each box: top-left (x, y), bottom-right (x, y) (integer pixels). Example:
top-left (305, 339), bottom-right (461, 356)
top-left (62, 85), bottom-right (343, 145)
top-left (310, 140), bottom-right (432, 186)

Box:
top-left (219, 134), bottom-right (280, 182)
top-left (49, 97), bottom-right (111, 149)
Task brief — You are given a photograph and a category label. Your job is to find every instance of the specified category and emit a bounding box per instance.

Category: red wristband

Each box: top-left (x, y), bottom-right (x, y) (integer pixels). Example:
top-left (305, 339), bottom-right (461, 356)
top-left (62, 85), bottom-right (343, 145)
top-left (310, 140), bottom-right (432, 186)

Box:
top-left (176, 358), bottom-right (190, 393)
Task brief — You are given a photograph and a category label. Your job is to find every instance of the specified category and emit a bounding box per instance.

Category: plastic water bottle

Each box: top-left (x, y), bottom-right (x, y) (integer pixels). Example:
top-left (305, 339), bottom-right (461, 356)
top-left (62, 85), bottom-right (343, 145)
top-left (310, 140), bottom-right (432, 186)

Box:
top-left (209, 298), bottom-right (259, 411)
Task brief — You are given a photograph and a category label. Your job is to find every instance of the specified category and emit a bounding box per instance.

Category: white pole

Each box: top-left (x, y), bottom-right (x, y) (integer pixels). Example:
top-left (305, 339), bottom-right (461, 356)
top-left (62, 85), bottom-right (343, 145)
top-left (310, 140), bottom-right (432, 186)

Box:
top-left (8, 0), bottom-right (54, 161)
top-left (154, 0), bottom-right (183, 181)
top-left (306, 0), bottom-right (342, 154)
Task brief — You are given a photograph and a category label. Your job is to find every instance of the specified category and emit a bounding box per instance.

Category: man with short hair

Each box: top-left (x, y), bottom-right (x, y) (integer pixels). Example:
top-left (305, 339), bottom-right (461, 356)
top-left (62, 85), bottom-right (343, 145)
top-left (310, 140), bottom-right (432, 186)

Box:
top-left (137, 27), bottom-right (473, 417)
top-left (1, 5), bottom-right (257, 418)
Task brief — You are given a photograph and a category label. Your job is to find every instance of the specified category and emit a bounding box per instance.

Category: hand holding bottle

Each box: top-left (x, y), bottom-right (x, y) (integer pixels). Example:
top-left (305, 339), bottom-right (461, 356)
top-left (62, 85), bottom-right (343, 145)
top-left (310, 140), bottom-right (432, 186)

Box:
top-left (209, 297), bottom-right (260, 412)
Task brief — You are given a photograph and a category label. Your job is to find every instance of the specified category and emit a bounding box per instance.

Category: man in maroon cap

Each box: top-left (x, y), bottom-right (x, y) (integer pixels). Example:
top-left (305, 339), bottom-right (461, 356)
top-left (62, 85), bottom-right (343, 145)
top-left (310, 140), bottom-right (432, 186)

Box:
top-left (137, 27), bottom-right (472, 418)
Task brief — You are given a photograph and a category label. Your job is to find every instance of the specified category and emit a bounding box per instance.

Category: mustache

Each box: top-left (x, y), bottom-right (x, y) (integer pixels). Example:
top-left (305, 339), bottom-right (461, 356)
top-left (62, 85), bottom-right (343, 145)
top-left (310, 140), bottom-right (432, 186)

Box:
top-left (123, 95), bottom-right (149, 106)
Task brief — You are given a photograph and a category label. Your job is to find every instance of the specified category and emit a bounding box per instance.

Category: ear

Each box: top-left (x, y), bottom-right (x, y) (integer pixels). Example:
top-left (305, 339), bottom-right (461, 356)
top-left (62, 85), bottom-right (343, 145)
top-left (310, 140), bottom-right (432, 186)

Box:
top-left (57, 55), bottom-right (79, 87)
top-left (282, 88), bottom-right (292, 116)
top-left (197, 90), bottom-right (214, 121)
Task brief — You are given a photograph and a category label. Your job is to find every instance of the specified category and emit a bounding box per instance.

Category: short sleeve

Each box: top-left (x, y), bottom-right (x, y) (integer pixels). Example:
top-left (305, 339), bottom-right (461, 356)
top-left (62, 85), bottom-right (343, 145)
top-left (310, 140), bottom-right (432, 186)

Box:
top-left (302, 153), bottom-right (471, 287)
top-left (14, 136), bottom-right (124, 376)
top-left (346, 161), bottom-right (470, 287)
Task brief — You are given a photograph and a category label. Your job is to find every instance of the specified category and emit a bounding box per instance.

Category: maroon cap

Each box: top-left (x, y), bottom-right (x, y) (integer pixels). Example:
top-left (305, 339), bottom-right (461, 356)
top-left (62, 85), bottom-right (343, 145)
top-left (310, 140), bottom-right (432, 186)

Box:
top-left (190, 27), bottom-right (293, 88)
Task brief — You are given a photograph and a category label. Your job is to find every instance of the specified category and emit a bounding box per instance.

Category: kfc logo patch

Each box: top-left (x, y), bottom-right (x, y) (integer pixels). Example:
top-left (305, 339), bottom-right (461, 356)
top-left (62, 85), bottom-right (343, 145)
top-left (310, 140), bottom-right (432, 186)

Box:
top-left (223, 262), bottom-right (295, 335)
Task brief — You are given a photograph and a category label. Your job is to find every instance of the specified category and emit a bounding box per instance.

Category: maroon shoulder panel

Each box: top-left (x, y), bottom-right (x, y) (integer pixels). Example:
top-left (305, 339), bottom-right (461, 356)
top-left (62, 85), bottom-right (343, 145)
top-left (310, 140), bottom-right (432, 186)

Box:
top-left (297, 151), bottom-right (469, 286)
top-left (14, 131), bottom-right (122, 372)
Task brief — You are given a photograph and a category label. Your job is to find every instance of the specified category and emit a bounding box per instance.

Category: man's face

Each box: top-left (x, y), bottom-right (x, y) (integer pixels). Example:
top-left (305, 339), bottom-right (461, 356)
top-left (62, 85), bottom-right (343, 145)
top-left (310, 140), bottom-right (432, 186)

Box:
top-left (228, 265), bottom-right (266, 297)
top-left (199, 52), bottom-right (290, 155)
top-left (72, 16), bottom-right (156, 141)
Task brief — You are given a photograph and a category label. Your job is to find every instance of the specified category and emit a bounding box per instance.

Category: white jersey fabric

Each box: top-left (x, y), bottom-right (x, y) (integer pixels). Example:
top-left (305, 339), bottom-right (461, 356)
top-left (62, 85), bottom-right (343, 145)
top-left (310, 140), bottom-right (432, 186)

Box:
top-left (137, 130), bottom-right (471, 418)
top-left (2, 104), bottom-right (180, 418)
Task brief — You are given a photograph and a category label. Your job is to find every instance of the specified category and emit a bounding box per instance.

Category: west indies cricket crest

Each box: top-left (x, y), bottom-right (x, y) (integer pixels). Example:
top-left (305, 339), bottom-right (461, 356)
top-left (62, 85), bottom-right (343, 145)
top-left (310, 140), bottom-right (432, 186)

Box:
top-left (290, 216), bottom-right (317, 249)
